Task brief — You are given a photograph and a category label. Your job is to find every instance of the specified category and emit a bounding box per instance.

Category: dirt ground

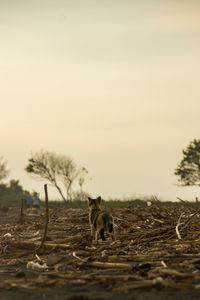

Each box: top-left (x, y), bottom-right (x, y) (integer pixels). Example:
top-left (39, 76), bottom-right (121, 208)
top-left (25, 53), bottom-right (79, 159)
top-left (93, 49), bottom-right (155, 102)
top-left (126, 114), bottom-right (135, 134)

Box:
top-left (1, 202), bottom-right (200, 299)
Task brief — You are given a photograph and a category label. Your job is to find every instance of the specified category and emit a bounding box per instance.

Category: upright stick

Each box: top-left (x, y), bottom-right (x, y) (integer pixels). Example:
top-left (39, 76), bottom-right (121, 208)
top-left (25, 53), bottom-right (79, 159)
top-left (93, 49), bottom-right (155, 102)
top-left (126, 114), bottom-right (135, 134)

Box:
top-left (18, 198), bottom-right (24, 223)
top-left (36, 184), bottom-right (49, 252)
top-left (20, 198), bottom-right (24, 218)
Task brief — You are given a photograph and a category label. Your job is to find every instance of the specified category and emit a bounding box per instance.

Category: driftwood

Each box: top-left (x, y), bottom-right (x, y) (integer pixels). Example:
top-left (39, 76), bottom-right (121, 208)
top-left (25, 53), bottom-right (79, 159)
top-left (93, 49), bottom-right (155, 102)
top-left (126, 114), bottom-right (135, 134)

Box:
top-left (158, 268), bottom-right (194, 278)
top-left (9, 240), bottom-right (72, 250)
top-left (113, 278), bottom-right (163, 291)
top-left (1, 201), bottom-right (200, 298)
top-left (86, 261), bottom-right (133, 270)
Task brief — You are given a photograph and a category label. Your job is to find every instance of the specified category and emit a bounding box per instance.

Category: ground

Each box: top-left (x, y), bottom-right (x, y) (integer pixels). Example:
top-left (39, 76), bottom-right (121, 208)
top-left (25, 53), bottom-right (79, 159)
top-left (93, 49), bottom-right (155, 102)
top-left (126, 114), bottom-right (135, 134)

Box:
top-left (1, 201), bottom-right (200, 299)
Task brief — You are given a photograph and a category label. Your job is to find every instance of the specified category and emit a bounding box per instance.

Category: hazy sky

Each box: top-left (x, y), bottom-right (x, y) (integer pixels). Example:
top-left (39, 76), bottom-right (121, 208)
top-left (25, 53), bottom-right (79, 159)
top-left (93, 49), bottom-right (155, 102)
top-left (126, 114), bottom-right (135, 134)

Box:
top-left (1, 0), bottom-right (200, 200)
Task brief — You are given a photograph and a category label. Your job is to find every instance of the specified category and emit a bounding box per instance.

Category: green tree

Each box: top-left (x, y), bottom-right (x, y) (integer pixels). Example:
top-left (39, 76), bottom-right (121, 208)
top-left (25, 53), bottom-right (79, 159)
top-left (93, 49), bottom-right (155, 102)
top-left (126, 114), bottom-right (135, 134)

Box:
top-left (0, 179), bottom-right (28, 206)
top-left (174, 139), bottom-right (200, 186)
top-left (9, 179), bottom-right (24, 194)
top-left (0, 157), bottom-right (9, 182)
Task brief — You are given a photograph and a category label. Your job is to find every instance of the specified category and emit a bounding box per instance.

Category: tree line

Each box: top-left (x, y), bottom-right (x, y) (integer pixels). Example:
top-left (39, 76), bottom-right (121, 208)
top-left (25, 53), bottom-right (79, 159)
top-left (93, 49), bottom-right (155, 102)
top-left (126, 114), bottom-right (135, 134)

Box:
top-left (1, 139), bottom-right (200, 206)
top-left (0, 151), bottom-right (89, 204)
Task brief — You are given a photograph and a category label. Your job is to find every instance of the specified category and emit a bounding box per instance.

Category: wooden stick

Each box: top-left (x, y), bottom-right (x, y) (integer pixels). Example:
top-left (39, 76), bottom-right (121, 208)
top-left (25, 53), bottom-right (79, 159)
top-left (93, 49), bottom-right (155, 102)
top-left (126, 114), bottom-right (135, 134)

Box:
top-left (177, 197), bottom-right (188, 203)
top-left (36, 184), bottom-right (49, 252)
top-left (87, 261), bottom-right (132, 270)
top-left (18, 198), bottom-right (24, 223)
top-left (10, 240), bottom-right (71, 250)
top-left (20, 198), bottom-right (24, 217)
top-left (113, 278), bottom-right (162, 291)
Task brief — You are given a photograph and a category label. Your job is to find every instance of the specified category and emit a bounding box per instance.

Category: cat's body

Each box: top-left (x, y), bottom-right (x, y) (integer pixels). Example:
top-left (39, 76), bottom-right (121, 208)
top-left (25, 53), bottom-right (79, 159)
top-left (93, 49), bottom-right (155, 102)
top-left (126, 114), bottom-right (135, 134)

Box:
top-left (88, 196), bottom-right (115, 241)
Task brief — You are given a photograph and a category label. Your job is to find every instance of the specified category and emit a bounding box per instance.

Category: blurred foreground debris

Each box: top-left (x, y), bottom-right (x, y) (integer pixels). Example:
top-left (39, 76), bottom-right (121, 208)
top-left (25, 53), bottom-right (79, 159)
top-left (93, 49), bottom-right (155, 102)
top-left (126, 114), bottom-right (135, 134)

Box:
top-left (1, 202), bottom-right (200, 296)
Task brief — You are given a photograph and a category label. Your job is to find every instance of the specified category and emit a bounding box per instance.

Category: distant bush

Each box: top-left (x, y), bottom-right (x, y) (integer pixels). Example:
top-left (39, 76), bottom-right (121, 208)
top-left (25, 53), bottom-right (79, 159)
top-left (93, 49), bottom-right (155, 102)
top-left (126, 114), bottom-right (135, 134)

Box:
top-left (48, 199), bottom-right (88, 208)
top-left (0, 180), bottom-right (28, 207)
top-left (102, 200), bottom-right (131, 208)
top-left (0, 194), bottom-right (22, 207)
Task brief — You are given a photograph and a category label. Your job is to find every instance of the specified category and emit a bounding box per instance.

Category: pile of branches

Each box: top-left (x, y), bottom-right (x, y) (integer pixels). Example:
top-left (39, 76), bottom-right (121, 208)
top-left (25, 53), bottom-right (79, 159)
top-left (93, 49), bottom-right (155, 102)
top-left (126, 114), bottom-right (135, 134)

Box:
top-left (1, 199), bottom-right (200, 296)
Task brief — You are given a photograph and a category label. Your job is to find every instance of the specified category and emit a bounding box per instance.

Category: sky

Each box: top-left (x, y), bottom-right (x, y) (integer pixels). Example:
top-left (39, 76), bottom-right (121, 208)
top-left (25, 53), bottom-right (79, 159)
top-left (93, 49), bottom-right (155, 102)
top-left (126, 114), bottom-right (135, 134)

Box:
top-left (1, 0), bottom-right (200, 201)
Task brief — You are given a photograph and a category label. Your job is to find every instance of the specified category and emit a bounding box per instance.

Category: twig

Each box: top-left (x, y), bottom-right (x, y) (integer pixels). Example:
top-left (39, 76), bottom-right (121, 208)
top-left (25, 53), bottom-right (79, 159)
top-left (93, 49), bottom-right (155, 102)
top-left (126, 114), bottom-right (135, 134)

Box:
top-left (175, 203), bottom-right (200, 239)
top-left (35, 254), bottom-right (42, 262)
top-left (181, 207), bottom-right (200, 230)
top-left (72, 251), bottom-right (86, 262)
top-left (175, 213), bottom-right (184, 240)
top-left (161, 260), bottom-right (167, 268)
top-left (151, 217), bottom-right (164, 224)
top-left (177, 197), bottom-right (188, 203)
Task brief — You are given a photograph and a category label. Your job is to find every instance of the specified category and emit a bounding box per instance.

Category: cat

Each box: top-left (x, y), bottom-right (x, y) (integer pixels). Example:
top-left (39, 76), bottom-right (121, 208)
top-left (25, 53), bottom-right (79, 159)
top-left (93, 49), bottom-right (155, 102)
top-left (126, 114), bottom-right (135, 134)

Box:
top-left (88, 196), bottom-right (115, 241)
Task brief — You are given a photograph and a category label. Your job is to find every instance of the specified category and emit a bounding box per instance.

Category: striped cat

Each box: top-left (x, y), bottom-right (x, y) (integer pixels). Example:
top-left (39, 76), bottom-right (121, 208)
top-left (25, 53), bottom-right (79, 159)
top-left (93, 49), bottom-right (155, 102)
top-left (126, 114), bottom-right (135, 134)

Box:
top-left (88, 196), bottom-right (115, 241)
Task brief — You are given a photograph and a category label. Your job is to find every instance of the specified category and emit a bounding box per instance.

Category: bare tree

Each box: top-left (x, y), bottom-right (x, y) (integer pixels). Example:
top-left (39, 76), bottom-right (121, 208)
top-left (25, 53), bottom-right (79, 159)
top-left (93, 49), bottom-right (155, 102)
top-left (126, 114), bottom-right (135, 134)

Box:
top-left (57, 155), bottom-right (80, 201)
top-left (25, 150), bottom-right (88, 202)
top-left (25, 150), bottom-right (67, 201)
top-left (78, 167), bottom-right (88, 191)
top-left (0, 157), bottom-right (9, 182)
